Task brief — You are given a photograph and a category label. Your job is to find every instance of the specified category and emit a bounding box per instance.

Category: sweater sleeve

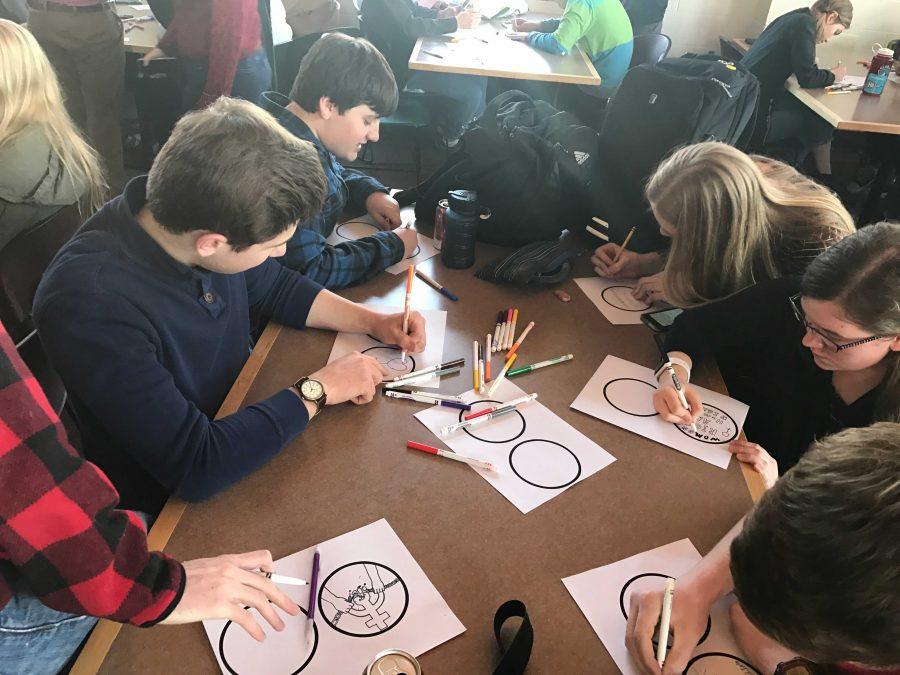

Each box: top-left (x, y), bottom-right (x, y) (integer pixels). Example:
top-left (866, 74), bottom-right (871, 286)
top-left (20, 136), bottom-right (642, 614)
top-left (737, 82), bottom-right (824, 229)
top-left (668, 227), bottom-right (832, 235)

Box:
top-left (34, 293), bottom-right (310, 503)
top-left (197, 0), bottom-right (258, 107)
top-left (387, 0), bottom-right (457, 38)
top-left (0, 323), bottom-right (185, 626)
top-left (339, 162), bottom-right (388, 209)
top-left (243, 258), bottom-right (323, 328)
top-left (526, 4), bottom-right (587, 55)
top-left (791, 18), bottom-right (835, 89)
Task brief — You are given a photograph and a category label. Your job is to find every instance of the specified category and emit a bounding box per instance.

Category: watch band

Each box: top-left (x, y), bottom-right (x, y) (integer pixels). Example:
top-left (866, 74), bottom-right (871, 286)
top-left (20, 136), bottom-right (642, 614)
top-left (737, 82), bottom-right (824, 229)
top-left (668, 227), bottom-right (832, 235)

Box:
top-left (655, 355), bottom-right (691, 381)
top-left (775, 657), bottom-right (826, 675)
top-left (293, 377), bottom-right (326, 414)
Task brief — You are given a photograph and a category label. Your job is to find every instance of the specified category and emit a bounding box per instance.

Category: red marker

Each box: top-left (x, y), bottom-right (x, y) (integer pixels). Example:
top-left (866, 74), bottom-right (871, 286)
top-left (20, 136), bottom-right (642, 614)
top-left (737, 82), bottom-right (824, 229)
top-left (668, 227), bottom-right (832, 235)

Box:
top-left (406, 440), bottom-right (495, 471)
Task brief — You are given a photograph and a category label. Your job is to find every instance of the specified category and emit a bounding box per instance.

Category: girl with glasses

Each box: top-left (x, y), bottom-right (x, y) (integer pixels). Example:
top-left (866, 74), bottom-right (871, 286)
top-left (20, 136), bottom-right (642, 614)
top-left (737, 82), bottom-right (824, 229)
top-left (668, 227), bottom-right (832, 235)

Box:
top-left (651, 222), bottom-right (899, 487)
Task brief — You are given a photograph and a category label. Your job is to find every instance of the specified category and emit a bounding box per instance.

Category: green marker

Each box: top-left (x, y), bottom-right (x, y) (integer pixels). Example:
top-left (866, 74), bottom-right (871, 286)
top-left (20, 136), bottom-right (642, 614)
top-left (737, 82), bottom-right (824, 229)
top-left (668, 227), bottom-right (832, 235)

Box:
top-left (507, 354), bottom-right (573, 377)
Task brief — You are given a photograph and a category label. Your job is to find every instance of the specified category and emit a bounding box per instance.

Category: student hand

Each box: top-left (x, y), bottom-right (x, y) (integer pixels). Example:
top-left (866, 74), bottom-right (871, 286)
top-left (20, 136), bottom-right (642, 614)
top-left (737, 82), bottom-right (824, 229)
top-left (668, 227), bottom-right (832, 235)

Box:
top-left (632, 273), bottom-right (667, 304)
top-left (162, 550), bottom-right (299, 641)
top-left (437, 5), bottom-right (458, 18)
top-left (512, 18), bottom-right (540, 31)
top-left (652, 383), bottom-right (704, 425)
top-left (393, 226), bottom-right (420, 258)
top-left (730, 602), bottom-right (801, 674)
top-left (366, 192), bottom-right (402, 228)
top-left (455, 10), bottom-right (481, 29)
top-left (369, 310), bottom-right (427, 355)
top-left (625, 574), bottom-right (716, 674)
top-left (591, 245), bottom-right (660, 279)
top-left (308, 352), bottom-right (386, 405)
top-left (507, 32), bottom-right (528, 41)
top-left (831, 64), bottom-right (847, 82)
top-left (729, 440), bottom-right (779, 489)
top-left (141, 47), bottom-right (167, 66)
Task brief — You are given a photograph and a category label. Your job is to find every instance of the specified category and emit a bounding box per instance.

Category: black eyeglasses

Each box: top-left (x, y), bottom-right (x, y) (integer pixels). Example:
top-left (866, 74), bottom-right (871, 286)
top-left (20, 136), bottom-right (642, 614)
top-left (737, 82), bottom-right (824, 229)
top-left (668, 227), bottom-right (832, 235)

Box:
top-left (789, 294), bottom-right (892, 353)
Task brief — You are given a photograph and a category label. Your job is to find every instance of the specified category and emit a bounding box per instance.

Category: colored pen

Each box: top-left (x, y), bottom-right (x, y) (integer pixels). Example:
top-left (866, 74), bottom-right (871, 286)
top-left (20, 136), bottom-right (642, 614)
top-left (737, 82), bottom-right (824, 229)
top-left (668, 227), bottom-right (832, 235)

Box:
top-left (306, 547), bottom-right (320, 641)
top-left (384, 388), bottom-right (463, 402)
top-left (415, 269), bottom-right (459, 301)
top-left (473, 341), bottom-right (480, 390)
top-left (262, 572), bottom-right (309, 586)
top-left (656, 578), bottom-right (675, 667)
top-left (407, 440), bottom-right (495, 471)
top-left (665, 361), bottom-right (697, 433)
top-left (463, 392), bottom-right (538, 420)
top-left (506, 308), bottom-right (519, 350)
top-left (486, 353), bottom-right (517, 397)
top-left (586, 224), bottom-right (609, 241)
top-left (387, 358), bottom-right (465, 383)
top-left (507, 353), bottom-right (573, 377)
top-left (478, 357), bottom-right (485, 394)
top-left (385, 390), bottom-right (471, 410)
top-left (400, 265), bottom-right (415, 364)
top-left (591, 216), bottom-right (609, 228)
top-left (492, 311), bottom-right (503, 351)
top-left (612, 226), bottom-right (636, 265)
top-left (440, 403), bottom-right (520, 436)
top-left (500, 308), bottom-right (513, 351)
top-left (384, 365), bottom-right (462, 388)
top-left (506, 320), bottom-right (535, 359)
top-left (485, 333), bottom-right (492, 381)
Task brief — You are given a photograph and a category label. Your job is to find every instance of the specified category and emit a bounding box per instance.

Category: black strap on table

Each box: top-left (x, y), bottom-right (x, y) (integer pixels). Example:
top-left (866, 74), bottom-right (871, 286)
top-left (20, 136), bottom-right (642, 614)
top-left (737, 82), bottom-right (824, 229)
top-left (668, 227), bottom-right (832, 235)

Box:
top-left (492, 600), bottom-right (533, 675)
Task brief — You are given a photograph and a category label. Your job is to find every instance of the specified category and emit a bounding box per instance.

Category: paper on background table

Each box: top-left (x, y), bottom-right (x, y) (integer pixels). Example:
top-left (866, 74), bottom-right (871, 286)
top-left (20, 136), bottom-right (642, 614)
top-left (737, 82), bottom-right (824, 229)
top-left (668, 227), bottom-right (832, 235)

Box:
top-left (327, 306), bottom-right (447, 388)
top-left (415, 379), bottom-right (616, 513)
top-left (571, 355), bottom-right (749, 469)
top-left (202, 519), bottom-right (464, 675)
top-left (835, 74), bottom-right (866, 86)
top-left (562, 539), bottom-right (760, 675)
top-left (574, 277), bottom-right (660, 325)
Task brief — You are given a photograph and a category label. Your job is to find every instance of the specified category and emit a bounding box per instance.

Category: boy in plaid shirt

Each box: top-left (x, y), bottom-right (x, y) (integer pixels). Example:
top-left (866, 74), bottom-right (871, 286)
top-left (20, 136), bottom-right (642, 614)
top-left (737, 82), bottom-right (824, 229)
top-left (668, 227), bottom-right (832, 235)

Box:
top-left (0, 320), bottom-right (302, 673)
top-left (261, 32), bottom-right (419, 289)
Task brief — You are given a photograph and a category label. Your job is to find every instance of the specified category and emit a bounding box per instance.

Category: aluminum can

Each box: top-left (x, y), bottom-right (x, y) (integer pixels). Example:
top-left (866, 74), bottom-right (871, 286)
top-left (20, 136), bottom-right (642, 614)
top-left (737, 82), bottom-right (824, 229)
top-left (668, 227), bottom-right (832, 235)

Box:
top-left (364, 648), bottom-right (422, 675)
top-left (433, 199), bottom-right (448, 250)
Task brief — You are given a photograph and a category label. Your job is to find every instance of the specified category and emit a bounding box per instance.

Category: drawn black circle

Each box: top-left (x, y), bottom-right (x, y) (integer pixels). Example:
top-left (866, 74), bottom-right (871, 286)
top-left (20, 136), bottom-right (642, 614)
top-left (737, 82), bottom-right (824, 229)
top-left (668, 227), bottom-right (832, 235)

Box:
top-left (603, 378), bottom-right (660, 417)
top-left (335, 221), bottom-right (379, 241)
top-left (457, 398), bottom-right (526, 444)
top-left (219, 604), bottom-right (318, 675)
top-left (601, 285), bottom-right (652, 312)
top-left (675, 404), bottom-right (739, 444)
top-left (361, 345), bottom-right (416, 376)
top-left (405, 244), bottom-right (421, 259)
top-left (508, 439), bottom-right (581, 489)
top-left (619, 573), bottom-right (711, 647)
top-left (684, 652), bottom-right (762, 674)
top-left (318, 561), bottom-right (409, 638)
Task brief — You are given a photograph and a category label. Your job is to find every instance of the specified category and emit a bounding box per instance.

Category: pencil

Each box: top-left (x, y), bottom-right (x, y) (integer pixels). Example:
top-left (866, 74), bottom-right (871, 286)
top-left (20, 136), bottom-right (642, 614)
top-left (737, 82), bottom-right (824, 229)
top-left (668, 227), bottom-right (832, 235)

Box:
top-left (400, 265), bottom-right (414, 364)
top-left (485, 333), bottom-right (492, 381)
top-left (612, 227), bottom-right (636, 265)
top-left (656, 578), bottom-right (675, 667)
top-left (407, 440), bottom-right (495, 471)
top-left (486, 353), bottom-right (517, 397)
top-left (506, 321), bottom-right (534, 360)
top-left (473, 340), bottom-right (479, 391)
top-left (506, 308), bottom-right (519, 350)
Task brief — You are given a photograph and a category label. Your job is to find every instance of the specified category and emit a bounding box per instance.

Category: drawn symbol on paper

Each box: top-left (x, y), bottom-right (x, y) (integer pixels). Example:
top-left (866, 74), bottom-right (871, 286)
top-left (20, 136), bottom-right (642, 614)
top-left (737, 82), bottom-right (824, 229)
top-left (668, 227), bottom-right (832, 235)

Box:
top-left (458, 398), bottom-right (526, 444)
top-left (508, 439), bottom-right (581, 490)
top-left (685, 652), bottom-right (762, 674)
top-left (603, 378), bottom-right (659, 417)
top-left (601, 285), bottom-right (651, 312)
top-left (219, 603), bottom-right (318, 674)
top-left (361, 345), bottom-right (417, 376)
top-left (318, 562), bottom-right (409, 638)
top-left (335, 221), bottom-right (420, 257)
top-left (619, 573), bottom-right (711, 648)
top-left (675, 404), bottom-right (739, 444)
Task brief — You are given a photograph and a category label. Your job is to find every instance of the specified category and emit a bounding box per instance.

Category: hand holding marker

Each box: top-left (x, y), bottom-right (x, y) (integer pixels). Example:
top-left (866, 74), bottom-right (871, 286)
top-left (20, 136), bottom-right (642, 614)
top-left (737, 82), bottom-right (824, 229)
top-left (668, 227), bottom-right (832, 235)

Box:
top-left (400, 265), bottom-right (415, 364)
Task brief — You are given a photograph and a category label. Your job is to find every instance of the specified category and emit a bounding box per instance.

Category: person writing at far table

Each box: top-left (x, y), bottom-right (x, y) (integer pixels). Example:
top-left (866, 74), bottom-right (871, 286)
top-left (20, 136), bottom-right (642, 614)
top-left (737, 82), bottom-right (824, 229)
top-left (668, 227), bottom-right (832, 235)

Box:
top-left (592, 142), bottom-right (854, 307)
top-left (626, 423), bottom-right (900, 675)
top-left (649, 222), bottom-right (899, 487)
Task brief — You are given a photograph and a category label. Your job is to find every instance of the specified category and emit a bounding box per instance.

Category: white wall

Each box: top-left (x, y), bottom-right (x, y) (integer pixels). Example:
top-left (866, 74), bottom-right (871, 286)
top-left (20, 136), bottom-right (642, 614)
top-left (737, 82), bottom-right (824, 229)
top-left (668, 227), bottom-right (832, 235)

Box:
top-left (660, 0), bottom-right (771, 57)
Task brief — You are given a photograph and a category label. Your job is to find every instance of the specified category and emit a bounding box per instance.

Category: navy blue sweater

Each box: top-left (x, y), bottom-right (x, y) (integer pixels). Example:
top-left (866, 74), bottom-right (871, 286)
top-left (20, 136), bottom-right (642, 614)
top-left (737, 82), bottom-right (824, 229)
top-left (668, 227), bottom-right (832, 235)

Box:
top-left (33, 177), bottom-right (323, 514)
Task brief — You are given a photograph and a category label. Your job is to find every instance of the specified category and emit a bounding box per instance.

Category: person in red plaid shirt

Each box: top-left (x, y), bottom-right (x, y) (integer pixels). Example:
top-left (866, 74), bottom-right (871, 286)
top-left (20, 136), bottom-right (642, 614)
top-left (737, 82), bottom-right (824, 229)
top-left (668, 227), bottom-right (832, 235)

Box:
top-left (0, 321), bottom-right (301, 673)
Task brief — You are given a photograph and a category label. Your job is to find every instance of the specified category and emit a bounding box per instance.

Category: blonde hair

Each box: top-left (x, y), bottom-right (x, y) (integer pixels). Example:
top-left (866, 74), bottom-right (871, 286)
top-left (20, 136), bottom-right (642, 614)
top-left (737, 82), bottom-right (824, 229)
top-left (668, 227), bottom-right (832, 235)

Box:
top-left (0, 19), bottom-right (106, 214)
top-left (811, 0), bottom-right (853, 32)
top-left (646, 142), bottom-right (855, 308)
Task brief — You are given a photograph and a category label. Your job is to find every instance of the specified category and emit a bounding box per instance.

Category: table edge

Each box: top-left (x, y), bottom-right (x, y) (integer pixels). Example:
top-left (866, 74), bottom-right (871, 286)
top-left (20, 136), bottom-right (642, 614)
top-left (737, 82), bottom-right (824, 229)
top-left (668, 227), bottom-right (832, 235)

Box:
top-left (786, 76), bottom-right (900, 135)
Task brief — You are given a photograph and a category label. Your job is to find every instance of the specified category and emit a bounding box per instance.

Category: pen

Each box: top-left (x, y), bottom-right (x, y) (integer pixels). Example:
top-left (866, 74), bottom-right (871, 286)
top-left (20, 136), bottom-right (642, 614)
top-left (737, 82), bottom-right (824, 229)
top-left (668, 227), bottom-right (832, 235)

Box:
top-left (261, 572), bottom-right (309, 586)
top-left (387, 358), bottom-right (465, 383)
top-left (656, 578), bottom-right (675, 668)
top-left (666, 362), bottom-right (697, 433)
top-left (384, 388), bottom-right (463, 402)
top-left (506, 320), bottom-right (535, 360)
top-left (415, 269), bottom-right (459, 301)
top-left (486, 353), bottom-right (517, 396)
top-left (407, 440), bottom-right (495, 471)
top-left (506, 309), bottom-right (519, 350)
top-left (507, 353), bottom-right (573, 377)
top-left (400, 265), bottom-right (414, 364)
top-left (612, 226), bottom-right (636, 265)
top-left (423, 50), bottom-right (444, 59)
top-left (492, 311), bottom-right (503, 351)
top-left (485, 333), bottom-right (492, 382)
top-left (384, 365), bottom-right (462, 388)
top-left (440, 402), bottom-right (520, 436)
top-left (473, 340), bottom-right (480, 391)
top-left (306, 547), bottom-right (320, 642)
top-left (385, 391), bottom-right (471, 410)
top-left (586, 224), bottom-right (609, 241)
top-left (463, 392), bottom-right (538, 420)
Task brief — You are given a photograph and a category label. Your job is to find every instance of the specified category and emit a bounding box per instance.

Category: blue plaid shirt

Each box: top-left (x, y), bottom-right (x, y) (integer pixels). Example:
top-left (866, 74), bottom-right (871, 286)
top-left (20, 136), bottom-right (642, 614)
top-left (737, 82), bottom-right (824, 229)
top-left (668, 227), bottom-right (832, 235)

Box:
top-left (261, 93), bottom-right (404, 289)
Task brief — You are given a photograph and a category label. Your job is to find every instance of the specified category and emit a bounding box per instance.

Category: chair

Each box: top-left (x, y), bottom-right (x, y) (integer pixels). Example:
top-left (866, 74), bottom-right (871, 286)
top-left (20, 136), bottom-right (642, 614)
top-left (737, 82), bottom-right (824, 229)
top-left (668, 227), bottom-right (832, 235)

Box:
top-left (274, 27), bottom-right (362, 95)
top-left (0, 204), bottom-right (83, 413)
top-left (629, 33), bottom-right (671, 68)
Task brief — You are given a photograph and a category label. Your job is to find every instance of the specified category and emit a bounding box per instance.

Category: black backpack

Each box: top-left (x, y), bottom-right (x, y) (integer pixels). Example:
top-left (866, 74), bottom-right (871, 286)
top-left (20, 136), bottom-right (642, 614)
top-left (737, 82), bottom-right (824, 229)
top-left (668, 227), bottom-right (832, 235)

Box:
top-left (590, 55), bottom-right (761, 252)
top-left (395, 90), bottom-right (599, 247)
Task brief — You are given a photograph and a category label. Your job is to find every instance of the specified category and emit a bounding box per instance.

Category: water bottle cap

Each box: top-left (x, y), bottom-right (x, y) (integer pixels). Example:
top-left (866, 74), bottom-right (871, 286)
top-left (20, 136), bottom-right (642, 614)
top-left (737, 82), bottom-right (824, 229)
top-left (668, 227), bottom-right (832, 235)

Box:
top-left (876, 47), bottom-right (894, 56)
top-left (447, 189), bottom-right (479, 214)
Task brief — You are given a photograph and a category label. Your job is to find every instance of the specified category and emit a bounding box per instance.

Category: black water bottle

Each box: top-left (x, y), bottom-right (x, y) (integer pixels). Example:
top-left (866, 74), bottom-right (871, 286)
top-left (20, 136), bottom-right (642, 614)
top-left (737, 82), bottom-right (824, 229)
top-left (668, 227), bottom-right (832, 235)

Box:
top-left (440, 190), bottom-right (488, 269)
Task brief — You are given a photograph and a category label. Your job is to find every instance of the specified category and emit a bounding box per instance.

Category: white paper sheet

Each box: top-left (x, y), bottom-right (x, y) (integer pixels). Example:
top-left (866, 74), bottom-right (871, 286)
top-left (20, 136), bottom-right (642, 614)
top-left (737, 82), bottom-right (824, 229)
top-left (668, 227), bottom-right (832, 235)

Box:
top-left (415, 380), bottom-right (616, 513)
top-left (834, 74), bottom-right (866, 86)
top-left (327, 306), bottom-right (447, 388)
top-left (326, 208), bottom-right (439, 275)
top-left (202, 519), bottom-right (464, 675)
top-left (562, 539), bottom-right (761, 675)
top-left (570, 355), bottom-right (749, 469)
top-left (574, 277), bottom-right (660, 325)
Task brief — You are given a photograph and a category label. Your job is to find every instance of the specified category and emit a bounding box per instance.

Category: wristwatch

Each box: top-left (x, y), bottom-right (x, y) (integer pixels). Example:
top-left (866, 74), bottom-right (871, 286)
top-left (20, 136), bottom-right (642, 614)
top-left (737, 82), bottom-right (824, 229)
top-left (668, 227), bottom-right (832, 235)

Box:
top-left (775, 658), bottom-right (826, 675)
top-left (293, 377), bottom-right (327, 415)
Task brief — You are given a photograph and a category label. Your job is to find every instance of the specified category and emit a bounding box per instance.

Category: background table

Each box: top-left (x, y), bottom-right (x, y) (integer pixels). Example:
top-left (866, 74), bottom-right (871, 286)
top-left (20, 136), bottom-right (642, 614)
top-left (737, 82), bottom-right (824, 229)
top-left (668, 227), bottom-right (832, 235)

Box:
top-left (74, 241), bottom-right (761, 673)
top-left (786, 74), bottom-right (900, 135)
top-left (113, 1), bottom-right (163, 55)
top-left (409, 16), bottom-right (601, 86)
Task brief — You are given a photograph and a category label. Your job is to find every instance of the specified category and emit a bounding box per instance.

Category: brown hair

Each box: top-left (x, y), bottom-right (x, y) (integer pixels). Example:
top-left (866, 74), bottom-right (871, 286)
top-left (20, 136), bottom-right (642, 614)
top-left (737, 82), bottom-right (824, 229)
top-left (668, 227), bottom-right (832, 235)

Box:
top-left (811, 0), bottom-right (853, 30)
top-left (147, 98), bottom-right (326, 251)
top-left (731, 423), bottom-right (900, 666)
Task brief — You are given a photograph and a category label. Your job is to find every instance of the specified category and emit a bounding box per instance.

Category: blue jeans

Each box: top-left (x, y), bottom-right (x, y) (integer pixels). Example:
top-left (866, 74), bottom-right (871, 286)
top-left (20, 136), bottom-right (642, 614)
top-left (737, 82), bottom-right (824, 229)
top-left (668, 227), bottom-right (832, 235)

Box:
top-left (406, 71), bottom-right (488, 139)
top-left (180, 47), bottom-right (273, 111)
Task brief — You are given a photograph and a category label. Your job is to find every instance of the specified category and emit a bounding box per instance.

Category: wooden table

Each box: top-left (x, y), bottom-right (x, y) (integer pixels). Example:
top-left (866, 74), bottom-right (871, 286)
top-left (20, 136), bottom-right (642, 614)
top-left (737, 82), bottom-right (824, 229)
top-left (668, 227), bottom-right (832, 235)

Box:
top-left (786, 74), bottom-right (900, 135)
top-left (73, 240), bottom-right (762, 673)
top-left (409, 16), bottom-right (601, 86)
top-left (113, 1), bottom-right (163, 55)
top-left (718, 35), bottom-right (751, 62)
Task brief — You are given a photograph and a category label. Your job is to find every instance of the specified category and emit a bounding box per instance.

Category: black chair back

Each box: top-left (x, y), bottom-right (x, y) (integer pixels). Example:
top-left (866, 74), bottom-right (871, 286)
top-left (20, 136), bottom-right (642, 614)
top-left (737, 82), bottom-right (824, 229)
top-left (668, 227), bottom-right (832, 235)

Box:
top-left (629, 33), bottom-right (672, 68)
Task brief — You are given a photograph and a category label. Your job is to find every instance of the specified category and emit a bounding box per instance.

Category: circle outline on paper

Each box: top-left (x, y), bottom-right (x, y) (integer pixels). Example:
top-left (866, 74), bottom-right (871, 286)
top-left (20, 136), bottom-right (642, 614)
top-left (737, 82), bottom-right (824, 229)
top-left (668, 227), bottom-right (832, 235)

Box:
top-left (684, 652), bottom-right (762, 674)
top-left (317, 561), bottom-right (409, 638)
top-left (219, 603), bottom-right (318, 675)
top-left (334, 221), bottom-right (379, 241)
top-left (675, 404), bottom-right (739, 444)
top-left (603, 378), bottom-right (660, 417)
top-left (508, 439), bottom-right (582, 490)
top-left (361, 345), bottom-right (417, 377)
top-left (458, 398), bottom-right (526, 444)
top-left (601, 285), bottom-right (652, 312)
top-left (619, 573), bottom-right (711, 647)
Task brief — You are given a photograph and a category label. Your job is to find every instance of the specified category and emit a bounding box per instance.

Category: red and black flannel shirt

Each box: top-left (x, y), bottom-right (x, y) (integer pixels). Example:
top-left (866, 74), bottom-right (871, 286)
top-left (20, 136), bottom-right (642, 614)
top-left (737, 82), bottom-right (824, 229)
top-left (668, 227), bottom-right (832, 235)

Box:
top-left (0, 322), bottom-right (184, 626)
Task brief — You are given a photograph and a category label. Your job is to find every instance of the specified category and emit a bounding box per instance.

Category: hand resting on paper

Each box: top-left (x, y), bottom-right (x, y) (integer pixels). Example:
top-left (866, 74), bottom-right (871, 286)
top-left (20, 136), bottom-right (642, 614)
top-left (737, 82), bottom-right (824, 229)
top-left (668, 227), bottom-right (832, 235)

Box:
top-left (369, 309), bottom-right (427, 355)
top-left (632, 273), bottom-right (667, 304)
top-left (728, 440), bottom-right (779, 489)
top-left (366, 191), bottom-right (402, 229)
top-left (591, 244), bottom-right (662, 280)
top-left (393, 225), bottom-right (420, 258)
top-left (652, 382), bottom-right (704, 426)
top-left (307, 352), bottom-right (387, 406)
top-left (161, 550), bottom-right (299, 641)
top-left (512, 18), bottom-right (540, 31)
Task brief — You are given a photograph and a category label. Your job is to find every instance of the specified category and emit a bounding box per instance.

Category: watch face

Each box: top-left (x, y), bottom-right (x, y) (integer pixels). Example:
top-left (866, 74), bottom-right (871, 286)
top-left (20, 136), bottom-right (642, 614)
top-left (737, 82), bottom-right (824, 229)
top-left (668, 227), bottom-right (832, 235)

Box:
top-left (300, 379), bottom-right (324, 400)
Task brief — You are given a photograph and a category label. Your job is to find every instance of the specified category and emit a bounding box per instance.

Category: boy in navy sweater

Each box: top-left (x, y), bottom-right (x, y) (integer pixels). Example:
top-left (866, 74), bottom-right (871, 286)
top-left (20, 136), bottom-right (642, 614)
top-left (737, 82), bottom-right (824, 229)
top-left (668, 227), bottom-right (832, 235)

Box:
top-left (33, 98), bottom-right (426, 516)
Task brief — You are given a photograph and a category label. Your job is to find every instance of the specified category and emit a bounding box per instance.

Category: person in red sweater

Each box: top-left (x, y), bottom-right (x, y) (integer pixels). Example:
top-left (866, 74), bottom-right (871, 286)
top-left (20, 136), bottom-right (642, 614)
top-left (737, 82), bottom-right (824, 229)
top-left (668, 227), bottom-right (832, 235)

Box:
top-left (141, 0), bottom-right (271, 111)
top-left (0, 321), bottom-right (298, 673)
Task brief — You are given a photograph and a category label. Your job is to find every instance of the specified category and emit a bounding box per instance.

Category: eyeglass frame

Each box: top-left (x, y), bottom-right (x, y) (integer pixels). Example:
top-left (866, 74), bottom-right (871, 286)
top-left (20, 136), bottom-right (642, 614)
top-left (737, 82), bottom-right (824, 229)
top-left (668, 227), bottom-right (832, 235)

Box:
top-left (789, 294), bottom-right (893, 352)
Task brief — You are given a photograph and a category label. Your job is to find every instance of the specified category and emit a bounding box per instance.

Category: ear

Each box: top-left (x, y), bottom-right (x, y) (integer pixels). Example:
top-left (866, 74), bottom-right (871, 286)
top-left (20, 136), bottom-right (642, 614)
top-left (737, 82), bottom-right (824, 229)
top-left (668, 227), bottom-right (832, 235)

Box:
top-left (195, 232), bottom-right (230, 258)
top-left (318, 96), bottom-right (337, 120)
top-left (889, 335), bottom-right (900, 352)
top-left (825, 11), bottom-right (839, 25)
